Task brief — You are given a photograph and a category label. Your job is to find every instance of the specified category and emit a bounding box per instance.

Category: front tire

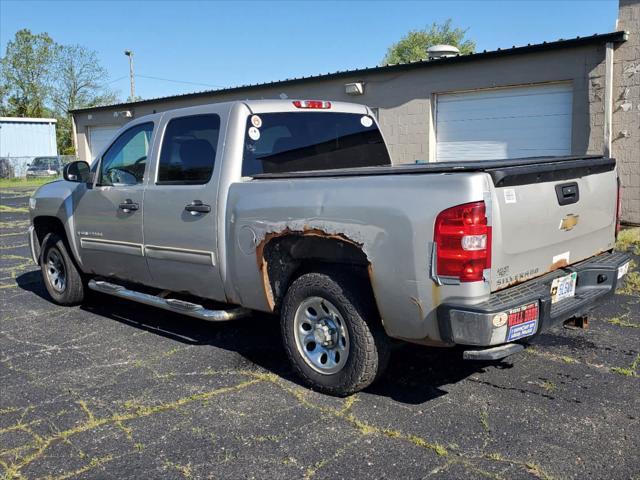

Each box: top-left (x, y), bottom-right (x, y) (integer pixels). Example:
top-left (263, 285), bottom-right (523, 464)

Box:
top-left (40, 233), bottom-right (85, 305)
top-left (281, 270), bottom-right (390, 396)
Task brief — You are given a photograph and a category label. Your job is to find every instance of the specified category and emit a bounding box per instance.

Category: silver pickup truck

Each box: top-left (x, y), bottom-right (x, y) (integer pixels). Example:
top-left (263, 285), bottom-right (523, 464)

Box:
top-left (28, 99), bottom-right (631, 395)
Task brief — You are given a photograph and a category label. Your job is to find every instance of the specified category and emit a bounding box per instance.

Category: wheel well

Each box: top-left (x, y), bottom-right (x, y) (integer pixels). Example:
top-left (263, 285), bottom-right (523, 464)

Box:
top-left (32, 216), bottom-right (71, 264)
top-left (33, 216), bottom-right (67, 246)
top-left (260, 233), bottom-right (373, 312)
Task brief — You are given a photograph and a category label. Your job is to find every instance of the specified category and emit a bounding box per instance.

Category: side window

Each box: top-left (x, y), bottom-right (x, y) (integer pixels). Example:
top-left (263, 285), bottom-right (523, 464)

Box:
top-left (157, 114), bottom-right (220, 185)
top-left (98, 122), bottom-right (153, 186)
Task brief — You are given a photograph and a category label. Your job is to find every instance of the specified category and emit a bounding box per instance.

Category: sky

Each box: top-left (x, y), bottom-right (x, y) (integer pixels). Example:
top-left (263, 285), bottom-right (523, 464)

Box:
top-left (1, 0), bottom-right (619, 102)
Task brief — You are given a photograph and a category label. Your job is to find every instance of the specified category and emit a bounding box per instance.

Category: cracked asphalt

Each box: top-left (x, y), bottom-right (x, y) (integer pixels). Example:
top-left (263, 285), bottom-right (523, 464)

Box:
top-left (1, 185), bottom-right (639, 480)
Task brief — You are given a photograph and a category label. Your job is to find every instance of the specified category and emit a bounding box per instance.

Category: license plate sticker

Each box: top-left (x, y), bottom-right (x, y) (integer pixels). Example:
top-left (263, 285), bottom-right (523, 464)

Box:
top-left (618, 261), bottom-right (630, 279)
top-left (550, 272), bottom-right (577, 304)
top-left (506, 302), bottom-right (539, 341)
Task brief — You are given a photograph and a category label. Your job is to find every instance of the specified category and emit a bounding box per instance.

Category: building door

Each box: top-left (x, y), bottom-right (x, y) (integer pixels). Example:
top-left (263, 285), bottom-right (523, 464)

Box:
top-left (88, 125), bottom-right (120, 160)
top-left (436, 83), bottom-right (572, 161)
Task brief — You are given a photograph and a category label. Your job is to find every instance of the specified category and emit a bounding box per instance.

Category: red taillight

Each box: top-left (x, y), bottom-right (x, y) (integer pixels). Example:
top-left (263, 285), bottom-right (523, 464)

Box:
top-left (435, 201), bottom-right (491, 282)
top-left (615, 177), bottom-right (622, 239)
top-left (292, 100), bottom-right (331, 109)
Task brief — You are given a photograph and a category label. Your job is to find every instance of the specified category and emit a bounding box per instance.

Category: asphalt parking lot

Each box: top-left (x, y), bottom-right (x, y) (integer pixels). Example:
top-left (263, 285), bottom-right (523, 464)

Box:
top-left (1, 185), bottom-right (639, 480)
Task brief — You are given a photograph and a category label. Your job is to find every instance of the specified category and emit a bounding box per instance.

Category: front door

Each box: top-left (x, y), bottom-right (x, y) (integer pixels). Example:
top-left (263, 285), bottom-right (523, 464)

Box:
top-left (142, 109), bottom-right (227, 301)
top-left (74, 121), bottom-right (154, 283)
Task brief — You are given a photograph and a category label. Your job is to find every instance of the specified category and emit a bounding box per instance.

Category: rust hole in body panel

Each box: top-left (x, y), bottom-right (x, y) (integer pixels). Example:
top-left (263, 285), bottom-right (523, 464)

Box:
top-left (256, 227), bottom-right (367, 312)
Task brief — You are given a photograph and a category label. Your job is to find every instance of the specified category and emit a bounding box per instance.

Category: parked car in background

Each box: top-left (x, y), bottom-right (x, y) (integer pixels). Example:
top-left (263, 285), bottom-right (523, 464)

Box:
top-left (26, 156), bottom-right (63, 178)
top-left (27, 99), bottom-right (631, 396)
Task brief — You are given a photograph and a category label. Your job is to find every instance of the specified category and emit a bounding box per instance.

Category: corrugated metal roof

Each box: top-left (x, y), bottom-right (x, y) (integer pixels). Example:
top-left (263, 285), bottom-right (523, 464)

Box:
top-left (0, 117), bottom-right (57, 123)
top-left (70, 31), bottom-right (628, 114)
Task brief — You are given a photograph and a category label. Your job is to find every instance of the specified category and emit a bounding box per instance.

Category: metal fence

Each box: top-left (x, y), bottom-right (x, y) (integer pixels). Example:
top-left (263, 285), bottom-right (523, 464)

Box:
top-left (0, 155), bottom-right (77, 179)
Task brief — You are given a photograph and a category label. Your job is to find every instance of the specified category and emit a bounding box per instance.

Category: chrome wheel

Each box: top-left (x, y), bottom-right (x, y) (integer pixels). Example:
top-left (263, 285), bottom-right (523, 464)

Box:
top-left (293, 296), bottom-right (350, 375)
top-left (45, 249), bottom-right (66, 292)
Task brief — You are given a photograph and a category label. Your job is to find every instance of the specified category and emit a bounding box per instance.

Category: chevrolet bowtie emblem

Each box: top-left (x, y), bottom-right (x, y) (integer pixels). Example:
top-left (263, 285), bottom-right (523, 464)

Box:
top-left (560, 214), bottom-right (579, 231)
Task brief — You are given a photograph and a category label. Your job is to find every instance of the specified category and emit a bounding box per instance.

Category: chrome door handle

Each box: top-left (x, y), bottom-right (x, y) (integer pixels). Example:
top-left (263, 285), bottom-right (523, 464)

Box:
top-left (118, 200), bottom-right (139, 212)
top-left (185, 200), bottom-right (211, 215)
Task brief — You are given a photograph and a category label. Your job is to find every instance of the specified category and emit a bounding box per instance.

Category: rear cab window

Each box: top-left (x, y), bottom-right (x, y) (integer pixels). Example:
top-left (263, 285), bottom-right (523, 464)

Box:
top-left (242, 111), bottom-right (391, 176)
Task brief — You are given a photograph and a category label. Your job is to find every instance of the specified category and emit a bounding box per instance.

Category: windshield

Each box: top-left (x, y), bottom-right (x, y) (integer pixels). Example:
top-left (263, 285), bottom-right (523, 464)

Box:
top-left (242, 112), bottom-right (391, 176)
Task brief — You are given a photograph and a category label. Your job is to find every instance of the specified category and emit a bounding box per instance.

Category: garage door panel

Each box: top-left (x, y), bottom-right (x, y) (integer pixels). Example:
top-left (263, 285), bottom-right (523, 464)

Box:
top-left (438, 93), bottom-right (571, 115)
top-left (437, 118), bottom-right (571, 141)
top-left (88, 125), bottom-right (120, 160)
top-left (437, 141), bottom-right (571, 162)
top-left (438, 91), bottom-right (571, 109)
top-left (438, 92), bottom-right (572, 122)
top-left (438, 84), bottom-right (572, 104)
top-left (438, 104), bottom-right (570, 122)
top-left (436, 83), bottom-right (572, 161)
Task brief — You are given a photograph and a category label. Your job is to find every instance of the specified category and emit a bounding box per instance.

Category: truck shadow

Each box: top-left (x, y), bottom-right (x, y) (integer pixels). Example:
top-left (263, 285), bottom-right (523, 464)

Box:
top-left (17, 271), bottom-right (507, 405)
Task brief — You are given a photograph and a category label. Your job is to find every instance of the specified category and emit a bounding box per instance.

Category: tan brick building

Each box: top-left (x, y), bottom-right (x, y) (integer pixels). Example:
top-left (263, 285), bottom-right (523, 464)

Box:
top-left (612, 0), bottom-right (640, 223)
top-left (72, 0), bottom-right (640, 223)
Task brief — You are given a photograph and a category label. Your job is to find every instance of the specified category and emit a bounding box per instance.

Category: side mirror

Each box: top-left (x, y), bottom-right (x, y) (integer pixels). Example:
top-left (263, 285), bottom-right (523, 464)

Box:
top-left (63, 161), bottom-right (91, 183)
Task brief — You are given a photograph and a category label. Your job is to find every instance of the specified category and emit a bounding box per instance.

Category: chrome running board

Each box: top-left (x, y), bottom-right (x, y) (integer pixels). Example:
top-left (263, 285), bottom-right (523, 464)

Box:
top-left (88, 280), bottom-right (251, 322)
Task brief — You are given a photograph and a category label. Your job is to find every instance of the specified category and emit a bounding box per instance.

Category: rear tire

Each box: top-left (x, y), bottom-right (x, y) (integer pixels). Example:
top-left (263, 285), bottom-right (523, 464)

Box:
top-left (281, 270), bottom-right (390, 396)
top-left (40, 233), bottom-right (85, 305)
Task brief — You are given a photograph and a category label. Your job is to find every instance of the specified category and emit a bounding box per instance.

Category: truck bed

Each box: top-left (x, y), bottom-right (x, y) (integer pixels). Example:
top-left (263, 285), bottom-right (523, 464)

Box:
top-left (250, 153), bottom-right (619, 296)
top-left (252, 155), bottom-right (615, 187)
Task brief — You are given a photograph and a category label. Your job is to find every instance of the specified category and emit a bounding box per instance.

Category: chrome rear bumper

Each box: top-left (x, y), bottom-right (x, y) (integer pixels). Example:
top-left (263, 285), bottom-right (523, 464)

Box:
top-left (438, 251), bottom-right (632, 347)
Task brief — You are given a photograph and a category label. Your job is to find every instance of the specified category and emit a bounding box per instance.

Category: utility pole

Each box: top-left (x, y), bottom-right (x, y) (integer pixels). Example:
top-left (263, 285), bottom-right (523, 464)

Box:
top-left (124, 50), bottom-right (135, 100)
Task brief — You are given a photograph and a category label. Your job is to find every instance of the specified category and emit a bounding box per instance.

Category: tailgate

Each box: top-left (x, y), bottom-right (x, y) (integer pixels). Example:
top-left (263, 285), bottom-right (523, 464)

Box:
top-left (489, 159), bottom-right (617, 292)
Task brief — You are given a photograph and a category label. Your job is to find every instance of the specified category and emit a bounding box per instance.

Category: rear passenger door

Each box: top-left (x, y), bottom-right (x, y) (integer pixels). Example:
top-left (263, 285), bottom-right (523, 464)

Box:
top-left (142, 107), bottom-right (227, 301)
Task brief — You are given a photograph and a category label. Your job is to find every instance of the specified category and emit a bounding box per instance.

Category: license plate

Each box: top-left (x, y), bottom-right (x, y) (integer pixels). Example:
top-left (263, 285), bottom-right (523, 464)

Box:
top-left (550, 272), bottom-right (577, 304)
top-left (506, 302), bottom-right (539, 341)
top-left (618, 261), bottom-right (630, 279)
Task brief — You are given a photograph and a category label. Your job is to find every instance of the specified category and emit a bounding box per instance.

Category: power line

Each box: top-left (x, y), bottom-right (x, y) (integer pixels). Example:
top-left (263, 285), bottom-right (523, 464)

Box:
top-left (135, 74), bottom-right (225, 89)
top-left (105, 75), bottom-right (128, 85)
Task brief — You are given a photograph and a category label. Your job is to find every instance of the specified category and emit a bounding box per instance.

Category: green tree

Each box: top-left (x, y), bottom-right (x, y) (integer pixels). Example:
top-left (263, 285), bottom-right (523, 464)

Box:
top-left (1, 30), bottom-right (120, 154)
top-left (52, 45), bottom-right (117, 113)
top-left (382, 19), bottom-right (475, 65)
top-left (0, 83), bottom-right (8, 116)
top-left (0, 29), bottom-right (56, 117)
top-left (52, 44), bottom-right (118, 153)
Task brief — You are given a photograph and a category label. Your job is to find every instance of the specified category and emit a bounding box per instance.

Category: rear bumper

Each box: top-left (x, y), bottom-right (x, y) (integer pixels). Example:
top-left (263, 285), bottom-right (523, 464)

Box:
top-left (437, 251), bottom-right (631, 347)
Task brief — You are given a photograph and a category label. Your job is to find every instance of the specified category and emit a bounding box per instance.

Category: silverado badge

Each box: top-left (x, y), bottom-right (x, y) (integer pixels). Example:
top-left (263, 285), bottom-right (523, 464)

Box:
top-left (559, 214), bottom-right (579, 231)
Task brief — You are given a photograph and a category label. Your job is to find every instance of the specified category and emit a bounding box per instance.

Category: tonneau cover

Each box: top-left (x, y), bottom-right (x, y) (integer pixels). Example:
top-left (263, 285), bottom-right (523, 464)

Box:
top-left (251, 155), bottom-right (615, 187)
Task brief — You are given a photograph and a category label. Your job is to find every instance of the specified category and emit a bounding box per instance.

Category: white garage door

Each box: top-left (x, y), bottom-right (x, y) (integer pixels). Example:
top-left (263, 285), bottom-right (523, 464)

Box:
top-left (88, 125), bottom-right (120, 159)
top-left (436, 83), bottom-right (572, 161)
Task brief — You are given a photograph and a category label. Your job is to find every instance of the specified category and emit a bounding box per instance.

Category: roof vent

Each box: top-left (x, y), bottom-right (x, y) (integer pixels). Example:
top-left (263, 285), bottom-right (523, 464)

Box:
top-left (427, 44), bottom-right (460, 60)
